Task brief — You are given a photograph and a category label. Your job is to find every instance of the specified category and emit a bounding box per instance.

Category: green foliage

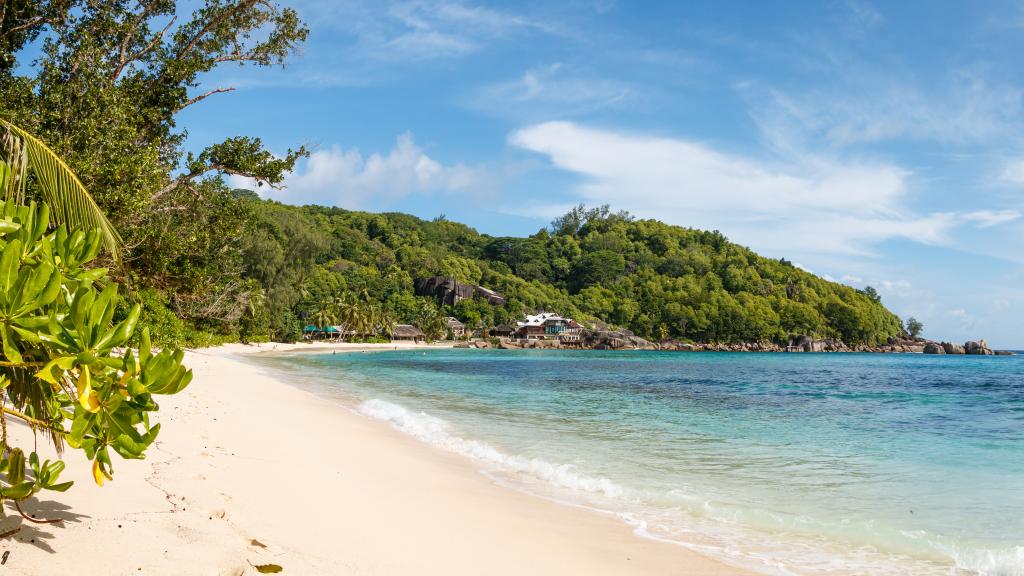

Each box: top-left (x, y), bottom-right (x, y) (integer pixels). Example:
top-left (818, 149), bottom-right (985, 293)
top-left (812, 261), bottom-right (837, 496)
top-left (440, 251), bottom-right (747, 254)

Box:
top-left (231, 201), bottom-right (904, 347)
top-left (0, 0), bottom-right (310, 341)
top-left (125, 288), bottom-right (230, 349)
top-left (0, 4), bottom-right (903, 350)
top-left (0, 119), bottom-right (121, 255)
top-left (0, 201), bottom-right (190, 507)
top-left (906, 317), bottom-right (924, 339)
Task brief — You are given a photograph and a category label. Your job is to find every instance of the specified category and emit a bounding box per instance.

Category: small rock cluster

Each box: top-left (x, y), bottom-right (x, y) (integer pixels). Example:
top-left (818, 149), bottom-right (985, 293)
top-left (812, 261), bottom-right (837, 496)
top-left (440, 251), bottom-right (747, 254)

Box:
top-left (490, 333), bottom-right (1014, 355)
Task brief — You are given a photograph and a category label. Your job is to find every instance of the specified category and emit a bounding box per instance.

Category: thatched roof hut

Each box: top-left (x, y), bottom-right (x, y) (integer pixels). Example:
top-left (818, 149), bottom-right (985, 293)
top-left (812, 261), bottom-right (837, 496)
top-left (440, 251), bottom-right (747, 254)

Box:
top-left (392, 324), bottom-right (425, 342)
top-left (490, 324), bottom-right (514, 337)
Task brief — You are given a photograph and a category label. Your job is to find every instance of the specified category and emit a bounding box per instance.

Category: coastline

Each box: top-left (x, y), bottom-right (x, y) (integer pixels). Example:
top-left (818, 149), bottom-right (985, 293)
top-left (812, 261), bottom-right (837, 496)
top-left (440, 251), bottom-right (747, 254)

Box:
top-left (1, 342), bottom-right (755, 575)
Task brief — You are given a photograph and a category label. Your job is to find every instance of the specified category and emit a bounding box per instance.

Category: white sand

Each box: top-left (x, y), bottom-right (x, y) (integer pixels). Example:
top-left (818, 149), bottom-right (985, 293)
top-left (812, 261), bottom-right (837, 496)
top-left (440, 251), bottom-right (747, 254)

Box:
top-left (1, 342), bottom-right (755, 575)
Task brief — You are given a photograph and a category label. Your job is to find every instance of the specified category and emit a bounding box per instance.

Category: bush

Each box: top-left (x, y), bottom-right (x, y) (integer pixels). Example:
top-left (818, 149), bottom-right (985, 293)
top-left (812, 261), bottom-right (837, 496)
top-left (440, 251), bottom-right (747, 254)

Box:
top-left (0, 202), bottom-right (191, 508)
top-left (127, 288), bottom-right (232, 349)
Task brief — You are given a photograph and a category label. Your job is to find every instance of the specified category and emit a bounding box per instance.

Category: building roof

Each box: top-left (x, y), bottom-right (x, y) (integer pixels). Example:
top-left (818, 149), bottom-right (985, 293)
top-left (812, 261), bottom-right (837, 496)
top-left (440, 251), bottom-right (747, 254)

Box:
top-left (392, 324), bottom-right (425, 338)
top-left (445, 316), bottom-right (465, 328)
top-left (304, 325), bottom-right (344, 333)
top-left (516, 312), bottom-right (570, 327)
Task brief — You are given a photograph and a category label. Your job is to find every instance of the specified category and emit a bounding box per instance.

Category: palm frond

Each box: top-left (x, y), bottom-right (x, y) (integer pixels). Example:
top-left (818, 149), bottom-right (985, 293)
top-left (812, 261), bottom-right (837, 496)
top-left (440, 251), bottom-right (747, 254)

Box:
top-left (0, 119), bottom-right (122, 259)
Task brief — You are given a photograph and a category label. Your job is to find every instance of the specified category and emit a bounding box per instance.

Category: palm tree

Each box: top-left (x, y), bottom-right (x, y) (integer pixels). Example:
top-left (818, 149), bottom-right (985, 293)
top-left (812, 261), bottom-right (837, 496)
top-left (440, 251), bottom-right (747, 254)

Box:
top-left (313, 305), bottom-right (337, 339)
top-left (375, 309), bottom-right (396, 339)
top-left (0, 119), bottom-right (122, 257)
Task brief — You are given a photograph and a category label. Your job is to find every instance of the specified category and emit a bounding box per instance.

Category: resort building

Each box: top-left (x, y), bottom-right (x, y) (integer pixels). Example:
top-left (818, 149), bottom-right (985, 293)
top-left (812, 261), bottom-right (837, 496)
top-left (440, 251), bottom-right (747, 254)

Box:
top-left (490, 325), bottom-right (514, 338)
top-left (514, 313), bottom-right (584, 344)
top-left (446, 317), bottom-right (466, 338)
top-left (391, 324), bottom-right (425, 343)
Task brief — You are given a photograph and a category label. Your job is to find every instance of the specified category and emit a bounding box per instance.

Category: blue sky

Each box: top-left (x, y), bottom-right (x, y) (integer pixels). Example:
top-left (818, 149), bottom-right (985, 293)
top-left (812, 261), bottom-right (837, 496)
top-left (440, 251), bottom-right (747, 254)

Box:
top-left (176, 0), bottom-right (1024, 347)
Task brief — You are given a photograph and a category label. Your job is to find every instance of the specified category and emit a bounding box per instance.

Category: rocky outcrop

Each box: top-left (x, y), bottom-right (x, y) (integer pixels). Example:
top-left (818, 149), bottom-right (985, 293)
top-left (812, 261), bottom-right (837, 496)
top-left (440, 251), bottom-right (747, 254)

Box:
top-left (414, 276), bottom-right (506, 306)
top-left (582, 329), bottom-right (655, 350)
top-left (967, 341), bottom-right (988, 355)
top-left (941, 342), bottom-right (965, 354)
top-left (490, 332), bottom-right (1012, 355)
top-left (657, 341), bottom-right (785, 352)
top-left (785, 336), bottom-right (849, 352)
top-left (965, 340), bottom-right (994, 355)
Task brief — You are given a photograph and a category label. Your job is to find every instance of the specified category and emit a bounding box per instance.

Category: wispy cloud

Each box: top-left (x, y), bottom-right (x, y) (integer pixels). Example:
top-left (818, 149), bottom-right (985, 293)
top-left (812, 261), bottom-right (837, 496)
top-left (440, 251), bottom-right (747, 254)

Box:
top-left (837, 0), bottom-right (884, 37)
top-left (509, 121), bottom-right (963, 256)
top-left (1001, 158), bottom-right (1024, 185)
top-left (229, 133), bottom-right (493, 209)
top-left (471, 63), bottom-right (634, 118)
top-left (304, 0), bottom-right (556, 62)
top-left (963, 210), bottom-right (1022, 228)
top-left (749, 70), bottom-right (1024, 148)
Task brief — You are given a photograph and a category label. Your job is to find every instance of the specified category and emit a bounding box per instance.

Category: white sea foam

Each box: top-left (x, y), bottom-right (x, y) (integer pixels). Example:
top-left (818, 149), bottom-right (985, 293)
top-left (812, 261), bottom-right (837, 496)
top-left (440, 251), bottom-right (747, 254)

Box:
top-left (358, 398), bottom-right (625, 498)
top-left (357, 397), bottom-right (1014, 576)
top-left (948, 544), bottom-right (1024, 576)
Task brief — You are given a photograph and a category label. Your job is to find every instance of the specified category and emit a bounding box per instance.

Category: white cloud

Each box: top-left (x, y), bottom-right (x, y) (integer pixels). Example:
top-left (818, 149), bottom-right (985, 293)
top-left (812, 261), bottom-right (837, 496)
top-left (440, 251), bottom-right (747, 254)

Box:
top-left (750, 71), bottom-right (1024, 148)
top-left (840, 0), bottom-right (884, 36)
top-left (840, 274), bottom-right (863, 284)
top-left (473, 63), bottom-right (633, 117)
top-left (229, 133), bottom-right (490, 208)
top-left (509, 121), bottom-right (958, 256)
top-left (310, 1), bottom-right (555, 61)
top-left (963, 210), bottom-right (1022, 228)
top-left (878, 279), bottom-right (913, 296)
top-left (1000, 159), bottom-right (1024, 184)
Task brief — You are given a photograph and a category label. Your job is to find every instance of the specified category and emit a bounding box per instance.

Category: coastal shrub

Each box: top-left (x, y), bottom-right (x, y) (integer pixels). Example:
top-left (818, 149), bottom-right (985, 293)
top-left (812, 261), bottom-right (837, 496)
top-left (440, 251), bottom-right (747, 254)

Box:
top-left (0, 201), bottom-right (191, 515)
top-left (126, 288), bottom-right (231, 349)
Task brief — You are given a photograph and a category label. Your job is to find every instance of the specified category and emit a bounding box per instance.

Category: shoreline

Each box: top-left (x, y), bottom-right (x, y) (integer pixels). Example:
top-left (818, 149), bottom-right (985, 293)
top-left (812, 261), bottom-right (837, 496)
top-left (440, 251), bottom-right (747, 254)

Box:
top-left (1, 342), bottom-right (756, 575)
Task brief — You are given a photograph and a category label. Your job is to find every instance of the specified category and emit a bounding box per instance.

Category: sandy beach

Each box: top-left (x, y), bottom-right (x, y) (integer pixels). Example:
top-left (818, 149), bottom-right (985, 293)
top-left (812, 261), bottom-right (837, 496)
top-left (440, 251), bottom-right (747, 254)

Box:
top-left (0, 342), bottom-right (755, 575)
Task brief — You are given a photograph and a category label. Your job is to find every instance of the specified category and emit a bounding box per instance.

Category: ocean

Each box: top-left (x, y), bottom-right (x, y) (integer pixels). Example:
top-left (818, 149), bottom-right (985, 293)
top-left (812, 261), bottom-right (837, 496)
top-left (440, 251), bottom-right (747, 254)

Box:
top-left (255, 349), bottom-right (1024, 576)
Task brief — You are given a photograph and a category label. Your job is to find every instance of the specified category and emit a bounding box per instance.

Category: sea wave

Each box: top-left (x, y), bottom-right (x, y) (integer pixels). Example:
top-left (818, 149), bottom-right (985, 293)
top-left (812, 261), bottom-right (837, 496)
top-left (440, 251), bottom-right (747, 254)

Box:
top-left (357, 396), bottom-right (1018, 576)
top-left (358, 398), bottom-right (625, 498)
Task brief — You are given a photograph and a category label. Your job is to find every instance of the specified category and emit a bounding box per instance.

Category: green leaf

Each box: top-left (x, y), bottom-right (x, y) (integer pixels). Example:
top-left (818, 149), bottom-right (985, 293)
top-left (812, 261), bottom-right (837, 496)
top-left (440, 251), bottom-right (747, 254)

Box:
top-left (46, 481), bottom-right (73, 492)
top-left (0, 120), bottom-right (122, 257)
top-left (3, 324), bottom-right (23, 363)
top-left (2, 481), bottom-right (35, 500)
top-left (253, 564), bottom-right (283, 574)
top-left (34, 355), bottom-right (76, 384)
top-left (140, 327), bottom-right (152, 364)
top-left (0, 238), bottom-right (21, 292)
top-left (7, 448), bottom-right (25, 484)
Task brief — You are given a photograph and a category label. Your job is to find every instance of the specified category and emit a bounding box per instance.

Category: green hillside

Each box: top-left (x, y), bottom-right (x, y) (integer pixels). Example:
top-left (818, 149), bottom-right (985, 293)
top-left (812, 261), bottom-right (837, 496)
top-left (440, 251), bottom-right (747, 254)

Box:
top-left (193, 197), bottom-right (905, 347)
top-left (0, 0), bottom-right (904, 349)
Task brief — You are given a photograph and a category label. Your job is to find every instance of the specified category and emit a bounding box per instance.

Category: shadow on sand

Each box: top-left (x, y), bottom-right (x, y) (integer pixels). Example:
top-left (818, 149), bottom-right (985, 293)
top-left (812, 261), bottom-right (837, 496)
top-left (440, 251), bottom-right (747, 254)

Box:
top-left (0, 498), bottom-right (90, 553)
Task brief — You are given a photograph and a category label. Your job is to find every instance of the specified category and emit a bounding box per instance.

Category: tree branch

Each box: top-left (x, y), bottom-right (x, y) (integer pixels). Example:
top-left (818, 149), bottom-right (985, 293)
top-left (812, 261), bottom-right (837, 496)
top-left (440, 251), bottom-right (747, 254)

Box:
top-left (178, 87), bottom-right (235, 111)
top-left (110, 11), bottom-right (177, 82)
top-left (0, 16), bottom-right (45, 39)
top-left (1, 407), bottom-right (66, 434)
top-left (176, 0), bottom-right (261, 61)
top-left (14, 500), bottom-right (63, 524)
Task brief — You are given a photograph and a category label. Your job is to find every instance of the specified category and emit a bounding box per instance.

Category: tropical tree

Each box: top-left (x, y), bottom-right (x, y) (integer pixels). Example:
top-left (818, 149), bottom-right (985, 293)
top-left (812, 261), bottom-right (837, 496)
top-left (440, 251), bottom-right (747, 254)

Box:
top-left (0, 119), bottom-right (120, 256)
top-left (0, 124), bottom-right (189, 522)
top-left (906, 317), bottom-right (924, 339)
top-left (1, 0), bottom-right (310, 341)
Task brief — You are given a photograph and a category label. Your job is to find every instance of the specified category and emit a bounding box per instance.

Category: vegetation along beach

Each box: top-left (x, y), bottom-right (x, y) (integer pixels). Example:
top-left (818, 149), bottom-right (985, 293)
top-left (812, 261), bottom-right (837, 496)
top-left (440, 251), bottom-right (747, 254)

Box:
top-left (0, 1), bottom-right (1021, 575)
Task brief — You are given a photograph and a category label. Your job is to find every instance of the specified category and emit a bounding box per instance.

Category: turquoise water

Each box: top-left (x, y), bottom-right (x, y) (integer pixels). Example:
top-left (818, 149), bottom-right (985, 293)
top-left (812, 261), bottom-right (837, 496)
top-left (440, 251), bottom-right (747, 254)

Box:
top-left (258, 350), bottom-right (1024, 575)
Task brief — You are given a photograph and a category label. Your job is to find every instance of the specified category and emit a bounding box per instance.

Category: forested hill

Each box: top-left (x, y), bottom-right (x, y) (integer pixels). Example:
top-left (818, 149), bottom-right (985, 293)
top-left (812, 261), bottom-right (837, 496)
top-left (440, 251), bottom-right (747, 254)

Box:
top-left (0, 1), bottom-right (904, 349)
top-left (199, 197), bottom-right (905, 347)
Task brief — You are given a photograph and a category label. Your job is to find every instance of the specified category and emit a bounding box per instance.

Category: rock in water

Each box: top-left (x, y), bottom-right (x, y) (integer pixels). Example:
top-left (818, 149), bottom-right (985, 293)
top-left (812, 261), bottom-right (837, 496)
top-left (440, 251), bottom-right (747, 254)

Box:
top-left (941, 342), bottom-right (965, 354)
top-left (964, 340), bottom-right (994, 355)
top-left (923, 342), bottom-right (945, 354)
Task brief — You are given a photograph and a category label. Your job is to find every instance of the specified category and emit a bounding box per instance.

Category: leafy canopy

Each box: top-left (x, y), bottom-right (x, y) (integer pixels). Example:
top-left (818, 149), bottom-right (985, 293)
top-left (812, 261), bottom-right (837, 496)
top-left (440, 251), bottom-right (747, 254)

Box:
top-left (0, 198), bottom-right (191, 513)
top-left (235, 200), bottom-right (906, 347)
